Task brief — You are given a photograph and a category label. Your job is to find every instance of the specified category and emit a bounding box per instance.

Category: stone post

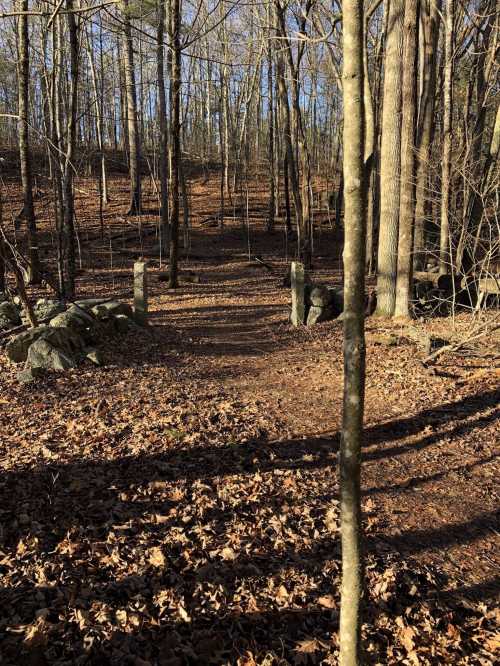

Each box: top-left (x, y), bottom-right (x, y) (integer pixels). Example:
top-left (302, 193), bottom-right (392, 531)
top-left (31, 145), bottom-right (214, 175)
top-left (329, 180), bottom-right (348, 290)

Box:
top-left (290, 261), bottom-right (305, 326)
top-left (133, 261), bottom-right (148, 325)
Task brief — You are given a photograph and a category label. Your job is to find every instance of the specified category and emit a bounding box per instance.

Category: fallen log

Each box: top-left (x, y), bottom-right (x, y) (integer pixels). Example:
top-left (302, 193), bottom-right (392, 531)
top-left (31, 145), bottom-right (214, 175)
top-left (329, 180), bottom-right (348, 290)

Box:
top-left (413, 271), bottom-right (461, 291)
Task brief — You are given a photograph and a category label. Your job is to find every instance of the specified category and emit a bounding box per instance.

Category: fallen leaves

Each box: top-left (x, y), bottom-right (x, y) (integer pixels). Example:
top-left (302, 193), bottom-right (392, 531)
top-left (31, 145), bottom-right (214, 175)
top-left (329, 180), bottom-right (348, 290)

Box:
top-left (148, 546), bottom-right (166, 568)
top-left (1, 303), bottom-right (499, 664)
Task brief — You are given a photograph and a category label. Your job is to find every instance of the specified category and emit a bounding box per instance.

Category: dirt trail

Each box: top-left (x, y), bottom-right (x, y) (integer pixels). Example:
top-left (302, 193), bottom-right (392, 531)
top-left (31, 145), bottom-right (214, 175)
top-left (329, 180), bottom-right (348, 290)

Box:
top-left (146, 257), bottom-right (500, 600)
top-left (1, 179), bottom-right (499, 662)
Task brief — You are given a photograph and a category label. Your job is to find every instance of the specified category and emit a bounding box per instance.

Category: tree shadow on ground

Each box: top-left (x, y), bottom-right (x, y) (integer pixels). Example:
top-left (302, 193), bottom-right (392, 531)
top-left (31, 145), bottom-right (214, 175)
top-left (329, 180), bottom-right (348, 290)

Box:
top-left (1, 388), bottom-right (498, 664)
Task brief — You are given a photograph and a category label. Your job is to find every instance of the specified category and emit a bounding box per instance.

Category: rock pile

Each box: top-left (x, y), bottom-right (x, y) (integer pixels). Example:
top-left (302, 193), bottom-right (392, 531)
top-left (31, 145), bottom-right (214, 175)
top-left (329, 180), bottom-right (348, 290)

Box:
top-left (305, 284), bottom-right (344, 325)
top-left (4, 297), bottom-right (141, 383)
top-left (288, 262), bottom-right (344, 327)
top-left (289, 261), bottom-right (376, 327)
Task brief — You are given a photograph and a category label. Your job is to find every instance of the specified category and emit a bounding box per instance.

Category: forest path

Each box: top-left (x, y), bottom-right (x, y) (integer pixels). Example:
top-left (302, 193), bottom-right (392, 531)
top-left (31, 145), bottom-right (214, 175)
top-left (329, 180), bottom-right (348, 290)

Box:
top-left (148, 256), bottom-right (499, 600)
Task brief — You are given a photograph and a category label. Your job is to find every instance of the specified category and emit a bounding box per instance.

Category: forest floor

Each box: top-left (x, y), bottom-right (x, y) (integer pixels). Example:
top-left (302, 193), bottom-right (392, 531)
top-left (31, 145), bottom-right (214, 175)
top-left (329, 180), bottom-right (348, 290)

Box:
top-left (0, 172), bottom-right (499, 665)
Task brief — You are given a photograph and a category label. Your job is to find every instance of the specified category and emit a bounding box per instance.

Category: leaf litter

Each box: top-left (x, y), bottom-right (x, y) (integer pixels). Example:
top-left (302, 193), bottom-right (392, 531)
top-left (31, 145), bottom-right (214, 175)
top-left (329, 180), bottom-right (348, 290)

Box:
top-left (0, 225), bottom-right (499, 664)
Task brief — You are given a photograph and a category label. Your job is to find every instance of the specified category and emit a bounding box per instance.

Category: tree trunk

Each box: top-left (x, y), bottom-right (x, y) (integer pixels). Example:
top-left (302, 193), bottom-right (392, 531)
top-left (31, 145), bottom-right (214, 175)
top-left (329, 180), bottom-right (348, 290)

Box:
top-left (340, 0), bottom-right (366, 662)
top-left (363, 17), bottom-right (375, 272)
top-left (395, 0), bottom-right (420, 317)
top-left (86, 19), bottom-right (108, 210)
top-left (0, 188), bottom-right (5, 293)
top-left (157, 0), bottom-right (169, 256)
top-left (375, 0), bottom-right (404, 316)
top-left (283, 152), bottom-right (292, 235)
top-left (168, 0), bottom-right (181, 288)
top-left (122, 0), bottom-right (142, 215)
top-left (439, 0), bottom-right (454, 275)
top-left (413, 0), bottom-right (440, 269)
top-left (60, 0), bottom-right (79, 300)
top-left (267, 25), bottom-right (276, 233)
top-left (275, 29), bottom-right (301, 240)
top-left (16, 0), bottom-right (41, 284)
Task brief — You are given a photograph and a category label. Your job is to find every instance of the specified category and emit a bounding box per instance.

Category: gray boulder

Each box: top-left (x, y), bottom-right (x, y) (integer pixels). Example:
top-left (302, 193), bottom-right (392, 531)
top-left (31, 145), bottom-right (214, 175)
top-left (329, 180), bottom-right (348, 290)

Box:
top-left (74, 298), bottom-right (113, 311)
top-left (50, 305), bottom-right (101, 343)
top-left (16, 366), bottom-right (46, 384)
top-left (6, 326), bottom-right (50, 362)
top-left (327, 287), bottom-right (344, 316)
top-left (309, 285), bottom-right (332, 307)
top-left (6, 325), bottom-right (83, 363)
top-left (26, 338), bottom-right (77, 371)
top-left (306, 305), bottom-right (336, 326)
top-left (32, 298), bottom-right (65, 322)
top-left (0, 301), bottom-right (21, 328)
top-left (91, 301), bottom-right (133, 319)
top-left (50, 310), bottom-right (87, 333)
top-left (67, 304), bottom-right (98, 324)
top-left (85, 348), bottom-right (105, 366)
top-left (114, 313), bottom-right (139, 334)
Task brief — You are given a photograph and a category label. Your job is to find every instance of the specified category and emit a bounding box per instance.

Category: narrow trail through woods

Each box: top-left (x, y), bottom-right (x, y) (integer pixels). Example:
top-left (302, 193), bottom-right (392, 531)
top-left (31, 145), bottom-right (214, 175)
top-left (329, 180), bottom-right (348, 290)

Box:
top-left (144, 257), bottom-right (499, 599)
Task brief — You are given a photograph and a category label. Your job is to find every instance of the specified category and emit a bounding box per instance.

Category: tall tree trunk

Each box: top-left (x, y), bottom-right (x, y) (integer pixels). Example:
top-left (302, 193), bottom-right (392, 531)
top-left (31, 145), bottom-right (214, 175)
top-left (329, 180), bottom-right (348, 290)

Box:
top-left (363, 18), bottom-right (375, 272)
top-left (61, 0), bottom-right (79, 299)
top-left (375, 0), bottom-right (404, 316)
top-left (51, 15), bottom-right (65, 297)
top-left (275, 29), bottom-right (302, 241)
top-left (122, 0), bottom-right (142, 215)
top-left (219, 65), bottom-right (225, 227)
top-left (413, 0), bottom-right (440, 269)
top-left (340, 0), bottom-right (366, 662)
top-left (168, 0), bottom-right (181, 288)
top-left (157, 0), bottom-right (169, 256)
top-left (0, 188), bottom-right (5, 293)
top-left (439, 0), bottom-right (454, 275)
top-left (16, 0), bottom-right (41, 284)
top-left (395, 0), bottom-right (420, 317)
top-left (275, 0), bottom-right (312, 267)
top-left (283, 152), bottom-right (292, 234)
top-left (267, 25), bottom-right (276, 233)
top-left (86, 19), bottom-right (108, 209)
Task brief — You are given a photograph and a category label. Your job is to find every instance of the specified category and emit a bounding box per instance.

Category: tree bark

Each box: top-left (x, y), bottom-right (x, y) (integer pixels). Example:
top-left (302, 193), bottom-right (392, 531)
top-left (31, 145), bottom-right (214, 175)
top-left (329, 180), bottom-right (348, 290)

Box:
top-left (363, 14), bottom-right (376, 272)
top-left (413, 0), bottom-right (440, 269)
top-left (375, 0), bottom-right (404, 316)
top-left (168, 0), bottom-right (181, 288)
top-left (16, 0), bottom-right (41, 284)
top-left (395, 0), bottom-right (420, 317)
top-left (439, 0), bottom-right (454, 275)
top-left (274, 20), bottom-right (301, 240)
top-left (157, 0), bottom-right (169, 256)
top-left (122, 0), bottom-right (142, 216)
top-left (339, 0), bottom-right (366, 662)
top-left (267, 22), bottom-right (276, 233)
top-left (60, 0), bottom-right (79, 299)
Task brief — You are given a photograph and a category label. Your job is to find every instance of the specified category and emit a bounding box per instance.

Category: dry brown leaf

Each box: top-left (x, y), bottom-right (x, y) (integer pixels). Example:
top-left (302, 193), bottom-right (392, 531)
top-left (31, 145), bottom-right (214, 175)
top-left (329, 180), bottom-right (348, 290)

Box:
top-left (221, 546), bottom-right (236, 561)
top-left (484, 632), bottom-right (500, 653)
top-left (148, 546), bottom-right (166, 568)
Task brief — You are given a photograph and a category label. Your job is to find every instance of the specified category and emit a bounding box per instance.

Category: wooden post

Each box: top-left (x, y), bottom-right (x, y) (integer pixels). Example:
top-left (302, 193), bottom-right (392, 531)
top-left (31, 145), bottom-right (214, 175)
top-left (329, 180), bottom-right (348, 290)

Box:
top-left (290, 261), bottom-right (305, 326)
top-left (133, 261), bottom-right (148, 324)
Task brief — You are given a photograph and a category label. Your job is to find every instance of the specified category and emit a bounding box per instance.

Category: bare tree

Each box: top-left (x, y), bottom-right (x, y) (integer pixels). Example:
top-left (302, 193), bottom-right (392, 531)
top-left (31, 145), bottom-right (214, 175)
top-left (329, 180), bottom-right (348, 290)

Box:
top-left (395, 0), bottom-right (420, 317)
top-left (168, 0), bottom-right (181, 288)
top-left (439, 0), bottom-right (454, 274)
top-left (339, 0), bottom-right (366, 662)
top-left (122, 0), bottom-right (142, 216)
top-left (157, 0), bottom-right (169, 255)
top-left (414, 0), bottom-right (440, 270)
top-left (375, 0), bottom-right (404, 316)
top-left (15, 0), bottom-right (41, 283)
